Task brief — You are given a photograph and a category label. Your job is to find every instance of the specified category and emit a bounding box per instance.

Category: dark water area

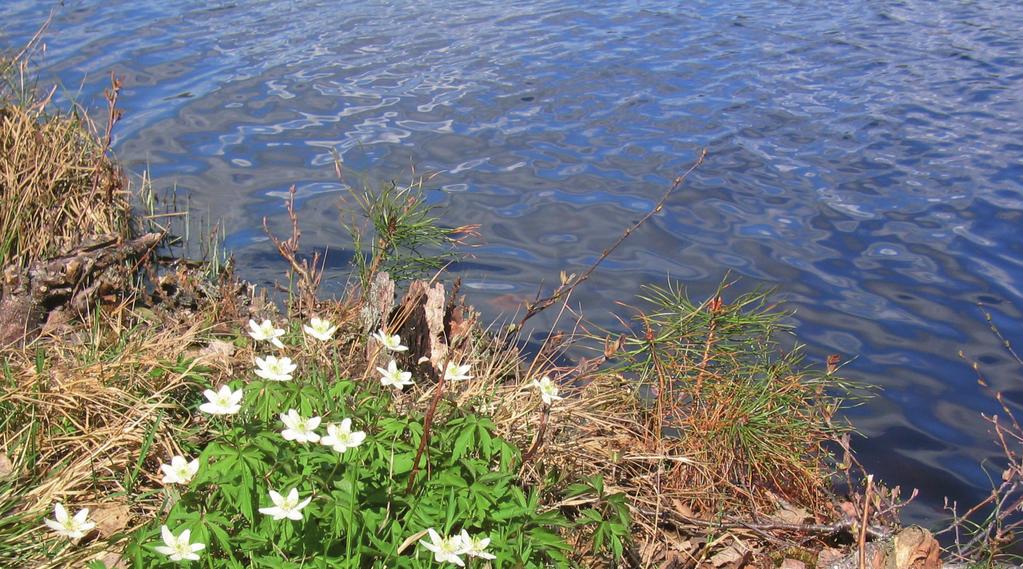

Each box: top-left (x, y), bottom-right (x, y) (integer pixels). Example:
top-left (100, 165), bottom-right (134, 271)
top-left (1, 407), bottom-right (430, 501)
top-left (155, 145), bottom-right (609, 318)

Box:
top-left (5, 0), bottom-right (1023, 525)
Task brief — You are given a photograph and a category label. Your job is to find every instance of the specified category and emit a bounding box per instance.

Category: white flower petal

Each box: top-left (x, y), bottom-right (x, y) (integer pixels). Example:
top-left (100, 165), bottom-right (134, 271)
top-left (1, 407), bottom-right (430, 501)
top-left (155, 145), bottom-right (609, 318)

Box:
top-left (269, 489), bottom-right (284, 505)
top-left (160, 524), bottom-right (174, 546)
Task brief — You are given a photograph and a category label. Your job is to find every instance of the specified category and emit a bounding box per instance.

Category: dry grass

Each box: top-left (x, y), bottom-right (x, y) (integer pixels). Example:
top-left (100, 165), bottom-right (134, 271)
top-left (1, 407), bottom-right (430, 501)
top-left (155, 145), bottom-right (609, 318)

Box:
top-left (0, 306), bottom-right (214, 567)
top-left (424, 283), bottom-right (854, 567)
top-left (0, 56), bottom-right (132, 267)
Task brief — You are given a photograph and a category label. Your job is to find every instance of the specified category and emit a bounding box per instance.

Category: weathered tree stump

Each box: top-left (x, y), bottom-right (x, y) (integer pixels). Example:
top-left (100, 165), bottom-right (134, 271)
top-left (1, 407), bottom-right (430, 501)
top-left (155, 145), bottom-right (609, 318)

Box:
top-left (0, 232), bottom-right (162, 346)
top-left (821, 526), bottom-right (942, 569)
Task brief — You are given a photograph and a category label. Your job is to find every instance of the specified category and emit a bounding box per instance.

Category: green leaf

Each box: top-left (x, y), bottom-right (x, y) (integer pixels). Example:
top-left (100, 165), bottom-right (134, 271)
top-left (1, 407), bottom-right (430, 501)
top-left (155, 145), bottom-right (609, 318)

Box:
top-left (206, 519), bottom-right (237, 561)
top-left (427, 471), bottom-right (468, 490)
top-left (391, 452), bottom-right (414, 474)
top-left (530, 528), bottom-right (569, 551)
top-left (452, 425), bottom-right (476, 461)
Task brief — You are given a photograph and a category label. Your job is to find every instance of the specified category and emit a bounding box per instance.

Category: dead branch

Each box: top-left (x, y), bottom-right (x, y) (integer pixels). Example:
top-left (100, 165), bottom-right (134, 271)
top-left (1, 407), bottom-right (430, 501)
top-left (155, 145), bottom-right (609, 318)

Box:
top-left (262, 185), bottom-right (324, 311)
top-left (0, 232), bottom-right (163, 346)
top-left (635, 505), bottom-right (892, 541)
top-left (517, 148), bottom-right (707, 328)
top-left (406, 356), bottom-right (448, 494)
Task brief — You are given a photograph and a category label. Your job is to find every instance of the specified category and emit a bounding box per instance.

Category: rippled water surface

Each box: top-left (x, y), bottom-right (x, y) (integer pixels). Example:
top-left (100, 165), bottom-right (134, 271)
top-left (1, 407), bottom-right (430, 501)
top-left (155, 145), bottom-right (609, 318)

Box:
top-left (5, 0), bottom-right (1023, 523)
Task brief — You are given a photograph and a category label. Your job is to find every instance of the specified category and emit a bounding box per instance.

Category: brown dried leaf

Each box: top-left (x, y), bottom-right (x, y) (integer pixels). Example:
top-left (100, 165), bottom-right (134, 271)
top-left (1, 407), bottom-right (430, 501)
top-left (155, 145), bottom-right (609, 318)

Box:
top-left (449, 306), bottom-right (466, 340)
top-left (91, 500), bottom-right (132, 537)
top-left (709, 545), bottom-right (744, 568)
top-left (839, 500), bottom-right (858, 522)
top-left (0, 452), bottom-right (13, 478)
top-left (449, 304), bottom-right (477, 345)
top-left (671, 498), bottom-right (695, 518)
top-left (603, 334), bottom-right (625, 359)
top-left (93, 551), bottom-right (129, 569)
top-left (770, 501), bottom-right (813, 525)
top-left (826, 354), bottom-right (841, 375)
top-left (196, 340), bottom-right (236, 368)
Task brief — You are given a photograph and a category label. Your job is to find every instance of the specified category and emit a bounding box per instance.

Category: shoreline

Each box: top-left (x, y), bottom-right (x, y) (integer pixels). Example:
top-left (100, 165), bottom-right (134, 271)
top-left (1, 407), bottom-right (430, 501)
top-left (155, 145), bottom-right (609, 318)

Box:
top-left (0, 46), bottom-right (1014, 569)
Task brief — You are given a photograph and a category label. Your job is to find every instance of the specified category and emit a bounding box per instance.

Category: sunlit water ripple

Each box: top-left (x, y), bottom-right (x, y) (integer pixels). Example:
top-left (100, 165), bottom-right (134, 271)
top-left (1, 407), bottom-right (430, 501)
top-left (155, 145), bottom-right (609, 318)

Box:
top-left (5, 0), bottom-right (1023, 524)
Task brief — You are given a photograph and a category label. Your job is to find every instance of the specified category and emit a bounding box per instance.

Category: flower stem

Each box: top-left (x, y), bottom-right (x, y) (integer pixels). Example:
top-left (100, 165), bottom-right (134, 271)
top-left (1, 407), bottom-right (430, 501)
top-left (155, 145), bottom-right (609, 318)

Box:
top-left (406, 362), bottom-right (446, 494)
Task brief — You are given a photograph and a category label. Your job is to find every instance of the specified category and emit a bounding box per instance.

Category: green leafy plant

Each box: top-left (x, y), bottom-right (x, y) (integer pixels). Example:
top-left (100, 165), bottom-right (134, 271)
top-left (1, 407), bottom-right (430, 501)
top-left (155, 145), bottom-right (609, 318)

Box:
top-left (123, 320), bottom-right (578, 567)
top-left (340, 168), bottom-right (473, 289)
top-left (564, 476), bottom-right (632, 561)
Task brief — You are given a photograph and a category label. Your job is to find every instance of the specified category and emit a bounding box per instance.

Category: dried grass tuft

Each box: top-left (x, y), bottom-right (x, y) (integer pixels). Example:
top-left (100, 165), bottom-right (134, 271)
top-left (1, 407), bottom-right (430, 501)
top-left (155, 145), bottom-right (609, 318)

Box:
top-left (0, 54), bottom-right (131, 267)
top-left (0, 310), bottom-right (212, 568)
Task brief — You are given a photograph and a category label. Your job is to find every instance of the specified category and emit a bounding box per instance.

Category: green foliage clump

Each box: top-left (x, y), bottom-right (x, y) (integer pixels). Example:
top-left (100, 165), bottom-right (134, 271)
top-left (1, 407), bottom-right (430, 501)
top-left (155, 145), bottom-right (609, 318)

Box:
top-left (616, 280), bottom-right (852, 509)
top-left (342, 173), bottom-right (469, 288)
top-left (122, 329), bottom-right (585, 567)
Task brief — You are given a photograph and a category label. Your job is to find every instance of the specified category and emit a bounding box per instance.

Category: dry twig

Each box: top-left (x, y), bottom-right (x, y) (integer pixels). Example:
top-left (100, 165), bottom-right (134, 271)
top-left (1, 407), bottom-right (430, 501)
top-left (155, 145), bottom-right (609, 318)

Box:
top-left (517, 149), bottom-right (707, 328)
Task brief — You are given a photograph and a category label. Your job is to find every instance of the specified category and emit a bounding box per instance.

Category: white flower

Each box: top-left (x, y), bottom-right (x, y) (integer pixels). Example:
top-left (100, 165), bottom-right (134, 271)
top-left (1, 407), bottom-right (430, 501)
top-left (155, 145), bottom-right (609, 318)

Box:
top-left (377, 359), bottom-right (414, 389)
top-left (199, 385), bottom-right (243, 415)
top-left (154, 525), bottom-right (205, 562)
top-left (443, 361), bottom-right (472, 382)
top-left (160, 455), bottom-right (200, 485)
top-left (258, 488), bottom-right (311, 521)
top-left (248, 318), bottom-right (285, 348)
top-left (280, 409), bottom-right (321, 443)
top-left (303, 317), bottom-right (337, 341)
top-left (254, 355), bottom-right (297, 382)
top-left (44, 503), bottom-right (96, 540)
top-left (458, 530), bottom-right (496, 560)
top-left (420, 528), bottom-right (468, 566)
top-left (372, 329), bottom-right (408, 352)
top-left (320, 418), bottom-right (366, 454)
top-left (531, 376), bottom-right (563, 406)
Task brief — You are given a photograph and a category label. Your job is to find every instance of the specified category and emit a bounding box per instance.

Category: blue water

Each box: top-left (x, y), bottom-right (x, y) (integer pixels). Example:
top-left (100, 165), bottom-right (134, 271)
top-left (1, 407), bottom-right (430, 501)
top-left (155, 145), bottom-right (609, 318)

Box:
top-left (5, 0), bottom-right (1023, 524)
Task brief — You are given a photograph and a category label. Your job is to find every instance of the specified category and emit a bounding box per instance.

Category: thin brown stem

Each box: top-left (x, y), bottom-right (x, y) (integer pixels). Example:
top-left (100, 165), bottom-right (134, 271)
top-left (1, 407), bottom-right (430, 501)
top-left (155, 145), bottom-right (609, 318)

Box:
top-left (262, 185), bottom-right (323, 311)
top-left (635, 506), bottom-right (891, 540)
top-left (518, 149), bottom-right (707, 328)
top-left (858, 474), bottom-right (873, 569)
top-left (406, 362), bottom-right (447, 494)
top-left (521, 406), bottom-right (550, 465)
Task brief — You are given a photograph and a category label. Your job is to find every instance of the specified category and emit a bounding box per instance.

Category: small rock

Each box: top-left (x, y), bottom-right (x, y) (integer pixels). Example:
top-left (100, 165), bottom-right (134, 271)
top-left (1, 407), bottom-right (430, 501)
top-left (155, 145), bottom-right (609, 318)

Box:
top-left (780, 559), bottom-right (806, 569)
top-left (0, 452), bottom-right (13, 478)
top-left (816, 547), bottom-right (844, 568)
top-left (818, 526), bottom-right (941, 569)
